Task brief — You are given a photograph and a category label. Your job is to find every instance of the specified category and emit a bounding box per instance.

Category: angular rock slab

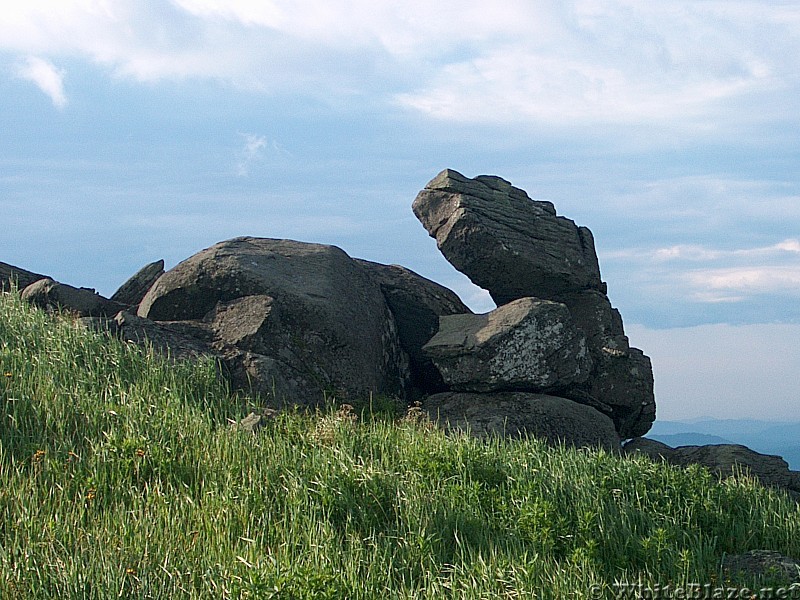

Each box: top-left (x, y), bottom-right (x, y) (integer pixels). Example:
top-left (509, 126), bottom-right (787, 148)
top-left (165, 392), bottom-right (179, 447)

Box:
top-left (412, 169), bottom-right (603, 305)
top-left (356, 259), bottom-right (471, 396)
top-left (111, 259), bottom-right (165, 307)
top-left (422, 297), bottom-right (592, 393)
top-left (21, 278), bottom-right (125, 317)
top-left (138, 237), bottom-right (410, 404)
top-left (424, 391), bottom-right (620, 451)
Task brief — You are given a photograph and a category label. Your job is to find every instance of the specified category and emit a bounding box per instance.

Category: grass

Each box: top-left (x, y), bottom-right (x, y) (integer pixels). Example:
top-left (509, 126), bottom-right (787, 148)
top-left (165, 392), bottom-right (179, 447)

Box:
top-left (1, 287), bottom-right (799, 599)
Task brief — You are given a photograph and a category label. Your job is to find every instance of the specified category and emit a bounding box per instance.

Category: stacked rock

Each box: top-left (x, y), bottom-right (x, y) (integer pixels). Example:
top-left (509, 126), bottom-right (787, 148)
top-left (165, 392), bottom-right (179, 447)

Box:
top-left (413, 169), bottom-right (655, 443)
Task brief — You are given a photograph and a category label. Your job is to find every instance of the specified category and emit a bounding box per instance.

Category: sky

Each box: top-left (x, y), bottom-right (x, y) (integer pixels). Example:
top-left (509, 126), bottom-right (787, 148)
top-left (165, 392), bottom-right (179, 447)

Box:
top-left (2, 1), bottom-right (799, 422)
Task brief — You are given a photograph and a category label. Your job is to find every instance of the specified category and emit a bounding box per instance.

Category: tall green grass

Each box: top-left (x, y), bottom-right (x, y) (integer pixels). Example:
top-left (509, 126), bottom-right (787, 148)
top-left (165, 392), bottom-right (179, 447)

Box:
top-left (1, 288), bottom-right (798, 599)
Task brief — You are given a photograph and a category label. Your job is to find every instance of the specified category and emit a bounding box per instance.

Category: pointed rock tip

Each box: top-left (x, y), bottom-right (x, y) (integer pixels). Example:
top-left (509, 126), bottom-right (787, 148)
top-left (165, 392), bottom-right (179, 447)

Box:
top-left (426, 168), bottom-right (468, 189)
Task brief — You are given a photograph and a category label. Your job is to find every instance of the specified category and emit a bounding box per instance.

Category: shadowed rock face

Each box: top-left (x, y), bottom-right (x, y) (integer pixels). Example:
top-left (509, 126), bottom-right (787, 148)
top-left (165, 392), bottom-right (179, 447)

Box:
top-left (1, 262), bottom-right (48, 292)
top-left (355, 259), bottom-right (471, 397)
top-left (424, 391), bottom-right (621, 451)
top-left (413, 169), bottom-right (655, 439)
top-left (110, 259), bottom-right (164, 307)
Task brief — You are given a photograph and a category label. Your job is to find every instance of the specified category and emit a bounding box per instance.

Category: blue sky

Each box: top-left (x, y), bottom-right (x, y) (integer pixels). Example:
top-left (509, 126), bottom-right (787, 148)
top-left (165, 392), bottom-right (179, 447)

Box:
top-left (2, 1), bottom-right (799, 421)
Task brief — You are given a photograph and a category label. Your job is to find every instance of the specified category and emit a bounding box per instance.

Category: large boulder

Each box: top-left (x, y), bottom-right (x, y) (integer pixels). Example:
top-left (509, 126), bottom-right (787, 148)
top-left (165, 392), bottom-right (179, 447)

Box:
top-left (111, 259), bottom-right (165, 307)
top-left (413, 169), bottom-right (655, 438)
top-left (422, 297), bottom-right (592, 394)
top-left (412, 169), bottom-right (603, 305)
top-left (424, 391), bottom-right (620, 451)
top-left (137, 237), bottom-right (410, 404)
top-left (21, 278), bottom-right (125, 317)
top-left (1, 262), bottom-right (48, 292)
top-left (356, 259), bottom-right (471, 396)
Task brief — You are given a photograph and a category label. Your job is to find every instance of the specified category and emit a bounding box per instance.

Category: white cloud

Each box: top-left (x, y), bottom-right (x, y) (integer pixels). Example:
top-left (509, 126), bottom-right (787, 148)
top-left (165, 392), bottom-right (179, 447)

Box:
top-left (608, 238), bottom-right (800, 264)
top-left (688, 266), bottom-right (800, 299)
top-left (14, 56), bottom-right (67, 108)
top-left (236, 133), bottom-right (267, 176)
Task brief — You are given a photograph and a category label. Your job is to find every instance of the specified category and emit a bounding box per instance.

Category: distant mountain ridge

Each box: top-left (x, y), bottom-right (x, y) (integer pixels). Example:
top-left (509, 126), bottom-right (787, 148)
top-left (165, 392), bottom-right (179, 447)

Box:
top-left (647, 419), bottom-right (800, 470)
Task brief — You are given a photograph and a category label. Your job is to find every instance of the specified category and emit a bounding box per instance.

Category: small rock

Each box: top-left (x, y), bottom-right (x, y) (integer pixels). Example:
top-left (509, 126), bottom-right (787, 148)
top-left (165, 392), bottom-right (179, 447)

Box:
top-left (722, 550), bottom-right (800, 583)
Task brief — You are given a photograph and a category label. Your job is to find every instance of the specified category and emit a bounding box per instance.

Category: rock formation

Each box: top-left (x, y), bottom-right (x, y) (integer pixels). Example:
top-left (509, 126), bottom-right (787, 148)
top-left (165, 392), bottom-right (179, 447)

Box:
top-left (10, 168), bottom-right (659, 448)
top-left (413, 169), bottom-right (655, 439)
top-left (624, 438), bottom-right (800, 500)
top-left (137, 237), bottom-right (410, 405)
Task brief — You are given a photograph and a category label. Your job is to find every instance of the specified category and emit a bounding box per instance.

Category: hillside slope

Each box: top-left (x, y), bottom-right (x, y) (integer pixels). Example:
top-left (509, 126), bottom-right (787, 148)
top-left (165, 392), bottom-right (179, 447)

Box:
top-left (1, 290), bottom-right (798, 599)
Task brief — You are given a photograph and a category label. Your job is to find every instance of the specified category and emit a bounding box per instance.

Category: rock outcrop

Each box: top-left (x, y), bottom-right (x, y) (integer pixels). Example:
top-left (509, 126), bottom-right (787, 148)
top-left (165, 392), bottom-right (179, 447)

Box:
top-left (1, 262), bottom-right (48, 291)
top-left (21, 278), bottom-right (126, 317)
top-left (11, 168), bottom-right (660, 449)
top-left (624, 439), bottom-right (800, 499)
top-left (413, 169), bottom-right (655, 439)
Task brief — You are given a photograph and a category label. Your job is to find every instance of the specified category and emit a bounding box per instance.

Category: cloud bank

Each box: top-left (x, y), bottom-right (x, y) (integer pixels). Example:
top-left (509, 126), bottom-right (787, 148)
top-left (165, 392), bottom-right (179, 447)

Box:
top-left (2, 1), bottom-right (798, 129)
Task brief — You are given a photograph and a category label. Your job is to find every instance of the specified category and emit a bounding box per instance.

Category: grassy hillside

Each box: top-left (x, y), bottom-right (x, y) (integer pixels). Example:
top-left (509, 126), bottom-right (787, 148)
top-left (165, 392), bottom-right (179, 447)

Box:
top-left (1, 289), bottom-right (799, 599)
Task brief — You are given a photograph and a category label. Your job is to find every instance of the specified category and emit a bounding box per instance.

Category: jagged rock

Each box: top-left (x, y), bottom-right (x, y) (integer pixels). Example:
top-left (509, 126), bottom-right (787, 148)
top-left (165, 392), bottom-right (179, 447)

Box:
top-left (412, 169), bottom-right (603, 305)
top-left (111, 259), bottom-right (165, 306)
top-left (21, 278), bottom-right (125, 317)
top-left (412, 169), bottom-right (655, 438)
top-left (356, 259), bottom-right (471, 396)
top-left (624, 439), bottom-right (800, 499)
top-left (422, 297), bottom-right (592, 393)
top-left (722, 550), bottom-right (800, 583)
top-left (424, 391), bottom-right (620, 450)
top-left (138, 237), bottom-right (410, 404)
top-left (1, 262), bottom-right (48, 291)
